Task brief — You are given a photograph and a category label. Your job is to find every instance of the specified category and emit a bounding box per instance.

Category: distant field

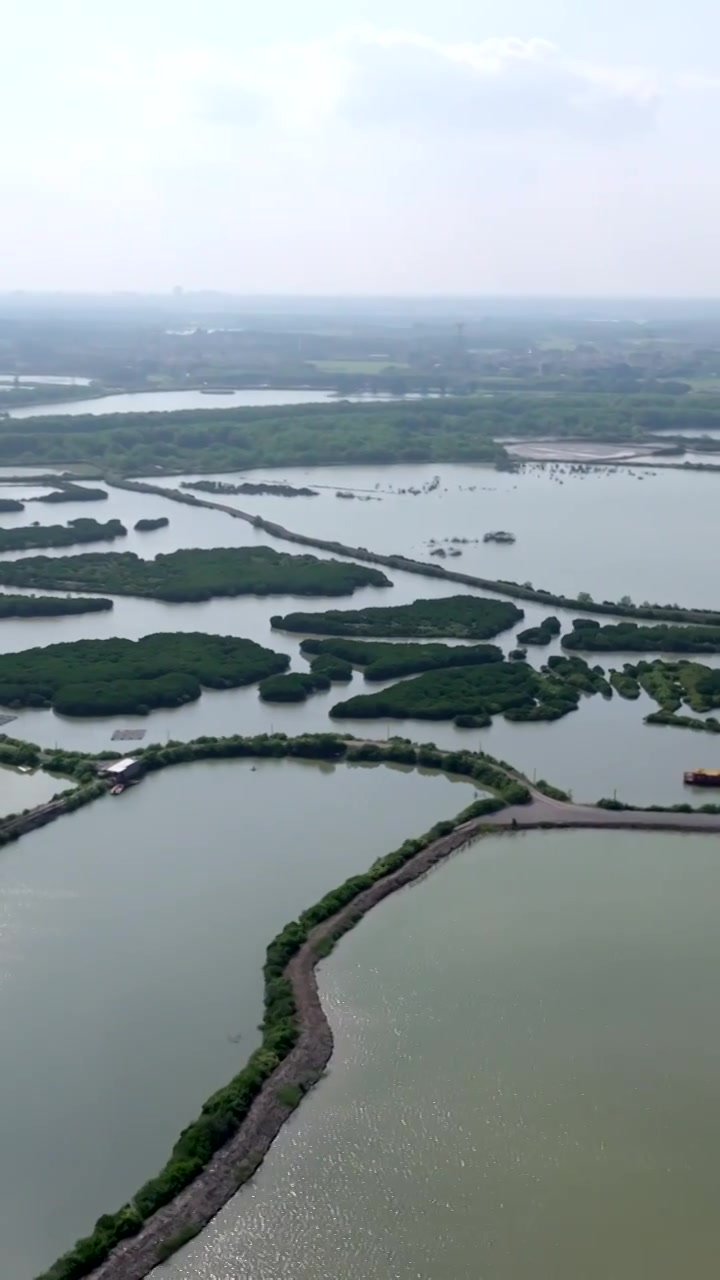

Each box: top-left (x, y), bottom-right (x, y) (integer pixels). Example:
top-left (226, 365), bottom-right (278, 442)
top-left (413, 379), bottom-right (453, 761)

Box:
top-left (310, 359), bottom-right (412, 373)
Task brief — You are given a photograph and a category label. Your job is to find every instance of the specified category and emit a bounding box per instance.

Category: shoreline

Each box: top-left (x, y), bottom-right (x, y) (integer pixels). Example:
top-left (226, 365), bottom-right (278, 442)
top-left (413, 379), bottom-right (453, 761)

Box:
top-left (83, 798), bottom-right (720, 1279)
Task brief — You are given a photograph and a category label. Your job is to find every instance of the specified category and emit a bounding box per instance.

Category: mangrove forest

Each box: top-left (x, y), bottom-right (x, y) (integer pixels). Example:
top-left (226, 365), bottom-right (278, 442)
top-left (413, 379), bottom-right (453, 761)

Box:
top-left (0, 633), bottom-right (289, 716)
top-left (273, 595), bottom-right (523, 639)
top-left (0, 546), bottom-right (391, 603)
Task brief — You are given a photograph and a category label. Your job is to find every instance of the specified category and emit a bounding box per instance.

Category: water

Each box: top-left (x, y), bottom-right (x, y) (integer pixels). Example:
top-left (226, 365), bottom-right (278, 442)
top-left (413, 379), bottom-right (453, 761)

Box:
top-left (0, 765), bottom-right (60, 815)
top-left (0, 375), bottom-right (91, 386)
top-left (6, 388), bottom-right (345, 418)
top-left (0, 757), bottom-right (475, 1279)
top-left (146, 459), bottom-right (720, 607)
top-left (0, 467), bottom-right (718, 803)
top-left (160, 828), bottom-right (720, 1280)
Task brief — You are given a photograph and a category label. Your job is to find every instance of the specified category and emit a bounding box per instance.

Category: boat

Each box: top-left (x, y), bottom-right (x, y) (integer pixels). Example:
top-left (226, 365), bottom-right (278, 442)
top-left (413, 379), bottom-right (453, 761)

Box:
top-left (683, 768), bottom-right (720, 787)
top-left (110, 783), bottom-right (125, 795)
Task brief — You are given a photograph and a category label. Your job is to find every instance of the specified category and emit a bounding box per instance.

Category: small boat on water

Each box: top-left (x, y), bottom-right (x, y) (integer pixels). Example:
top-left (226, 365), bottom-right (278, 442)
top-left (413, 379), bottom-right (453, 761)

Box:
top-left (110, 784), bottom-right (125, 795)
top-left (683, 768), bottom-right (720, 787)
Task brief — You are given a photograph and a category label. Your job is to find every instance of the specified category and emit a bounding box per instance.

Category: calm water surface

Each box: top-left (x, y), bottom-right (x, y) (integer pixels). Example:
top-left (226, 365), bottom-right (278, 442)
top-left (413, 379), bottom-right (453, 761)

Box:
top-left (0, 758), bottom-right (475, 1279)
top-left (7, 388), bottom-right (343, 417)
top-left (160, 829), bottom-right (720, 1280)
top-left (0, 468), bottom-right (718, 802)
top-left (0, 765), bottom-right (60, 815)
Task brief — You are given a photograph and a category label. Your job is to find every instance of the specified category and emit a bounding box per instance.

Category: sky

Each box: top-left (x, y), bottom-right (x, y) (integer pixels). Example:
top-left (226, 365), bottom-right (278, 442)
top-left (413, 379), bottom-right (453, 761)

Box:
top-left (4, 0), bottom-right (720, 295)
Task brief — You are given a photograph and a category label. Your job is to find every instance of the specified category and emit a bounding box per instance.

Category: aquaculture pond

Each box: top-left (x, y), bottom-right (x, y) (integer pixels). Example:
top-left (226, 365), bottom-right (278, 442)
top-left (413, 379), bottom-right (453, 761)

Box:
top-left (0, 757), bottom-right (476, 1279)
top-left (159, 828), bottom-right (720, 1280)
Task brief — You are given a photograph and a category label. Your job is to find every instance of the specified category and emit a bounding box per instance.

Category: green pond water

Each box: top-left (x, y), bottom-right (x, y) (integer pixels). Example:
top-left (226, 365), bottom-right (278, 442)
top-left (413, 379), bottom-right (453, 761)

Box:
top-left (0, 758), bottom-right (475, 1279)
top-left (159, 828), bottom-right (720, 1280)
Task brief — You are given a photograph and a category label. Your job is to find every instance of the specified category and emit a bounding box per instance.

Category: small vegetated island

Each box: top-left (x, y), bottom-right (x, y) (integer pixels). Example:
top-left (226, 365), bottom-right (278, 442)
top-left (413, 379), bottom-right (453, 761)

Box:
top-left (562, 617), bottom-right (720, 654)
top-left (0, 497), bottom-right (24, 512)
top-left (259, 671), bottom-right (331, 702)
top-left (301, 637), bottom-right (505, 681)
top-left (0, 517), bottom-right (126, 553)
top-left (134, 517), bottom-right (169, 532)
top-left (272, 595), bottom-right (523, 639)
top-left (33, 483), bottom-right (108, 503)
top-left (0, 546), bottom-right (391, 602)
top-left (329, 652), bottom-right (610, 726)
top-left (517, 615), bottom-right (562, 645)
top-left (0, 633), bottom-right (288, 716)
top-left (181, 479), bottom-right (318, 498)
top-left (611, 658), bottom-right (720, 734)
top-left (0, 593), bottom-right (113, 618)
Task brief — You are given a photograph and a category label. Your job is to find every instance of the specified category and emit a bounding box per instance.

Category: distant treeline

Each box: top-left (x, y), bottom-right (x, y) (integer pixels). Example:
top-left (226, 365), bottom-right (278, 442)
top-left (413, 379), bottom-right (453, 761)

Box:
top-left (2, 392), bottom-right (720, 473)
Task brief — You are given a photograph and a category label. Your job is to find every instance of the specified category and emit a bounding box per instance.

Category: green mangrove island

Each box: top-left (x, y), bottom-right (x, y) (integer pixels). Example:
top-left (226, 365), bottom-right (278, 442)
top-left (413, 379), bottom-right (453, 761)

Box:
top-left (0, 517), bottom-right (126, 553)
top-left (563, 617), bottom-right (720, 654)
top-left (273, 595), bottom-right (523, 639)
top-left (301, 637), bottom-right (504, 681)
top-left (134, 517), bottom-right (169, 532)
top-left (329, 657), bottom-right (587, 725)
top-left (516, 615), bottom-right (562, 645)
top-left (0, 594), bottom-right (113, 618)
top-left (35, 483), bottom-right (108, 504)
top-left (0, 546), bottom-right (391, 603)
top-left (258, 671), bottom-right (332, 702)
top-left (0, 497), bottom-right (24, 512)
top-left (0, 633), bottom-right (288, 716)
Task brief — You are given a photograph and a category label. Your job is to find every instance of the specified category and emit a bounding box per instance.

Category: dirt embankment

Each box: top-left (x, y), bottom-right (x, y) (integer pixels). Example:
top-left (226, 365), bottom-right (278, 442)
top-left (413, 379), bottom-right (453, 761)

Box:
top-left (0, 794), bottom-right (79, 844)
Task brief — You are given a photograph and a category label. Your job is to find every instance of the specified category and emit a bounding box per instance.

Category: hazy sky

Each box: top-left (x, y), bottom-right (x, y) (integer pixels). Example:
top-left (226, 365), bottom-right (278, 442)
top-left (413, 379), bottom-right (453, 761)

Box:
top-left (5, 0), bottom-right (720, 294)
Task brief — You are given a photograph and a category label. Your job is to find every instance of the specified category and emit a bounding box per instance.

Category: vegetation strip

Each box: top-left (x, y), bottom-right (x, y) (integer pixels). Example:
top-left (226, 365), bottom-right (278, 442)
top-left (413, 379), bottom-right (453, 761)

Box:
top-left (0, 594), bottom-right (112, 618)
top-left (107, 477), bottom-right (720, 627)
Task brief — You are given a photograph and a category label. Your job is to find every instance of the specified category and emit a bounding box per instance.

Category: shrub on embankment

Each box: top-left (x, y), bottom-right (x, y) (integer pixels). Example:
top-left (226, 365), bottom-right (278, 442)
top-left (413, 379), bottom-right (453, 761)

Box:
top-left (36, 732), bottom-right (527, 1280)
